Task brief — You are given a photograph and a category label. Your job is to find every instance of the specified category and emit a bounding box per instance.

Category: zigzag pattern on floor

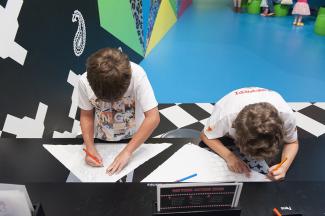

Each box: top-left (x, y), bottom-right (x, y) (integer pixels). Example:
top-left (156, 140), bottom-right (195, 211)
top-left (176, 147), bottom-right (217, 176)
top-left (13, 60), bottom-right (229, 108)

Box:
top-left (153, 102), bottom-right (325, 138)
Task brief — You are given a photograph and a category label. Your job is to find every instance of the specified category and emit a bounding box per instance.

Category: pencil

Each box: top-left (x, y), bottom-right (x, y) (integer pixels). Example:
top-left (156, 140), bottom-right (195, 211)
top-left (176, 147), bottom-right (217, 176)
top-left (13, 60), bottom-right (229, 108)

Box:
top-left (175, 173), bottom-right (198, 182)
top-left (273, 208), bottom-right (282, 216)
top-left (83, 148), bottom-right (102, 165)
top-left (273, 157), bottom-right (288, 172)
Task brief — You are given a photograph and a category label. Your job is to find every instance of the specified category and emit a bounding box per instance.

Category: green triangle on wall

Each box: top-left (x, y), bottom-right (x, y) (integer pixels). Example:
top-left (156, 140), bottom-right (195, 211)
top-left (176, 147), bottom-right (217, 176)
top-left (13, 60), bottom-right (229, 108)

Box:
top-left (98, 0), bottom-right (144, 56)
top-left (169, 0), bottom-right (178, 16)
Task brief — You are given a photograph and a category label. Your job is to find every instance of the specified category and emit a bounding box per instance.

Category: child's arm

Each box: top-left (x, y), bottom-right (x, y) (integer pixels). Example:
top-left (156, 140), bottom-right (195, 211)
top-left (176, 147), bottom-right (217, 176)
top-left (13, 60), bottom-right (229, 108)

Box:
top-left (106, 107), bottom-right (160, 175)
top-left (268, 140), bottom-right (299, 181)
top-left (80, 109), bottom-right (103, 167)
top-left (200, 132), bottom-right (250, 175)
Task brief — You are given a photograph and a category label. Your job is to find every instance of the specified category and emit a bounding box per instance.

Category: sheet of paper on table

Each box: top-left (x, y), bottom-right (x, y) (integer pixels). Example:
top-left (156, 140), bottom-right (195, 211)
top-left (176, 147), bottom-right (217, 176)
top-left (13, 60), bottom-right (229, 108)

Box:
top-left (142, 143), bottom-right (270, 182)
top-left (0, 184), bottom-right (33, 211)
top-left (43, 143), bottom-right (172, 182)
top-left (0, 190), bottom-right (32, 216)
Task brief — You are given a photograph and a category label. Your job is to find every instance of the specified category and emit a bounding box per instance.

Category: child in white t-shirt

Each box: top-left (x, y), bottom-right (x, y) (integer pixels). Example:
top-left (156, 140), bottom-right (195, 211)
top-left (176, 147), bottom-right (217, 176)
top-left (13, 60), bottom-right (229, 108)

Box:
top-left (200, 87), bottom-right (299, 181)
top-left (78, 48), bottom-right (160, 175)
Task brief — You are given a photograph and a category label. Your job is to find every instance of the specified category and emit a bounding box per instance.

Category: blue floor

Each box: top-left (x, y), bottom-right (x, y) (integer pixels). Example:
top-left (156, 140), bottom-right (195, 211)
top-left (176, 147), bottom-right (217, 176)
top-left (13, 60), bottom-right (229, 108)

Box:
top-left (140, 0), bottom-right (325, 103)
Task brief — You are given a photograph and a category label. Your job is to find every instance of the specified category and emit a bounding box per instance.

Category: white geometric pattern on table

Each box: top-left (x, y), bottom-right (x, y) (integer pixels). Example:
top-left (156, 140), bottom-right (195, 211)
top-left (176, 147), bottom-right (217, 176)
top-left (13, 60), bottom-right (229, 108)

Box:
top-left (196, 103), bottom-right (215, 114)
top-left (288, 102), bottom-right (312, 112)
top-left (159, 105), bottom-right (198, 128)
top-left (199, 118), bottom-right (209, 126)
top-left (157, 102), bottom-right (325, 138)
top-left (293, 112), bottom-right (325, 137)
top-left (314, 102), bottom-right (325, 111)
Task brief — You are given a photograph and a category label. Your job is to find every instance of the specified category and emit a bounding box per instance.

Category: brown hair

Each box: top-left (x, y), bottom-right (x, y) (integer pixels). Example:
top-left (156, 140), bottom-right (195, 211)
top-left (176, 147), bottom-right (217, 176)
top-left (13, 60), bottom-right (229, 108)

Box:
top-left (233, 102), bottom-right (284, 160)
top-left (86, 48), bottom-right (131, 102)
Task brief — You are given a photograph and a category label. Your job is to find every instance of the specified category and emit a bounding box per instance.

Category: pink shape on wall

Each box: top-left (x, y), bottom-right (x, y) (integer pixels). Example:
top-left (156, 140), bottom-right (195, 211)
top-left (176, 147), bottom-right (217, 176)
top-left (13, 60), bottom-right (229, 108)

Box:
top-left (178, 0), bottom-right (192, 18)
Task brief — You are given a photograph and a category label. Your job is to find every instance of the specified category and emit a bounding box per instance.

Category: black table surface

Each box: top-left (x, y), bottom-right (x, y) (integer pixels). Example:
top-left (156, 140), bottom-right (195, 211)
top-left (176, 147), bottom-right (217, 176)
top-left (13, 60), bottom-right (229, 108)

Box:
top-left (1, 138), bottom-right (325, 216)
top-left (0, 138), bottom-right (197, 183)
top-left (25, 182), bottom-right (325, 216)
top-left (1, 134), bottom-right (325, 182)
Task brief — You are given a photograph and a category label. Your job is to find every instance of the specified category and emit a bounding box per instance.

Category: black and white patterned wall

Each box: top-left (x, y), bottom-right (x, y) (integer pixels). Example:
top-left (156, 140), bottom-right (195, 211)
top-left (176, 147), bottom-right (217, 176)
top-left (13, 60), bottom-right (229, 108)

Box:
top-left (0, 0), bottom-right (143, 138)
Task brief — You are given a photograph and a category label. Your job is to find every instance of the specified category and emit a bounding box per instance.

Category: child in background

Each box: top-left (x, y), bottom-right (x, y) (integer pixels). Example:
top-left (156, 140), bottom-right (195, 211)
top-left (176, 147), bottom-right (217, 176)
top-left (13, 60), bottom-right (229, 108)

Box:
top-left (260, 0), bottom-right (269, 16)
top-left (233, 0), bottom-right (242, 12)
top-left (281, 0), bottom-right (293, 5)
top-left (264, 0), bottom-right (282, 16)
top-left (292, 0), bottom-right (310, 26)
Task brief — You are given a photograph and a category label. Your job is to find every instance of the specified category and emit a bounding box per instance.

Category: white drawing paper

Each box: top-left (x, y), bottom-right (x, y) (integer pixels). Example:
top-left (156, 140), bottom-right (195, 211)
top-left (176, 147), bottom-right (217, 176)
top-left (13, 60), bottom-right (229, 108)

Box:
top-left (43, 143), bottom-right (171, 182)
top-left (0, 184), bottom-right (33, 211)
top-left (0, 190), bottom-right (31, 216)
top-left (142, 144), bottom-right (270, 182)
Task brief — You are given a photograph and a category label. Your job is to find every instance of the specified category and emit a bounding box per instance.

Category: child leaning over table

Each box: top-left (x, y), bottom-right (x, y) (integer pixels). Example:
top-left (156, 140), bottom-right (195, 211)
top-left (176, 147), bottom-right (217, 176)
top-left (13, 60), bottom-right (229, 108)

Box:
top-left (200, 87), bottom-right (299, 181)
top-left (78, 48), bottom-right (160, 175)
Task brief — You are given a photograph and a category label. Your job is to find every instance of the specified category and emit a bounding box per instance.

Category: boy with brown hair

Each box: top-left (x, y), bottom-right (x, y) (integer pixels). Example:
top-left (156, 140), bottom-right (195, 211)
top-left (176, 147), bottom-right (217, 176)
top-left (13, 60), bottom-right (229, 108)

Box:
top-left (78, 48), bottom-right (160, 175)
top-left (200, 87), bottom-right (299, 181)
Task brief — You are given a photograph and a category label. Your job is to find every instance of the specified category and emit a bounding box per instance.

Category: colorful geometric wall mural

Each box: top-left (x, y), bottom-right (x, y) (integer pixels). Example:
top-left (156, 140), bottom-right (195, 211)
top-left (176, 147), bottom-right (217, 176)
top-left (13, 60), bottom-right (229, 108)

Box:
top-left (98, 0), bottom-right (145, 56)
top-left (146, 0), bottom-right (162, 52)
top-left (98, 0), bottom-right (192, 57)
top-left (146, 0), bottom-right (177, 56)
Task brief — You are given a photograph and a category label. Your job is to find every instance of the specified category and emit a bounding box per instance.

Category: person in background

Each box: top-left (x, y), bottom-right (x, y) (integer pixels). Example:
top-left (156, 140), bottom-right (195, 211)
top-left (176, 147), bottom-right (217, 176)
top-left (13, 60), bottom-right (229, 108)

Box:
top-left (233, 0), bottom-right (242, 12)
top-left (264, 0), bottom-right (282, 16)
top-left (200, 87), bottom-right (299, 181)
top-left (292, 0), bottom-right (310, 26)
top-left (260, 0), bottom-right (269, 16)
top-left (281, 0), bottom-right (293, 6)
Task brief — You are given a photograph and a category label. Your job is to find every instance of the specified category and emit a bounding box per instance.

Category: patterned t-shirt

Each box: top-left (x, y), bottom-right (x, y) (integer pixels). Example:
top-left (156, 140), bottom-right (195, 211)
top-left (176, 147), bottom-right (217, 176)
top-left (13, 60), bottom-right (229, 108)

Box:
top-left (78, 62), bottom-right (158, 141)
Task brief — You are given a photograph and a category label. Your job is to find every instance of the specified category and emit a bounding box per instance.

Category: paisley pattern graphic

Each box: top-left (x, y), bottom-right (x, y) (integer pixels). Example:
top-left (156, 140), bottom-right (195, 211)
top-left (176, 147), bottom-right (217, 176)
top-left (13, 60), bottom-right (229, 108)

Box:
top-left (72, 10), bottom-right (86, 57)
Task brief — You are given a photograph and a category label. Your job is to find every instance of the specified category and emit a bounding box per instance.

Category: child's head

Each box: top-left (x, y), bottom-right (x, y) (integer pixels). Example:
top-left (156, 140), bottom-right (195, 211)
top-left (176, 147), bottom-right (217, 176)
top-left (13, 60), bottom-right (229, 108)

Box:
top-left (233, 102), bottom-right (284, 160)
top-left (86, 48), bottom-right (131, 102)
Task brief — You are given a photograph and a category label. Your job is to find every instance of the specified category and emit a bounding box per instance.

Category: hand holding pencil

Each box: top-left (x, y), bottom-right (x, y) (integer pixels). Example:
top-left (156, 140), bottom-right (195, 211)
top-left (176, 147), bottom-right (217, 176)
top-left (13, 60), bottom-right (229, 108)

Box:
top-left (267, 157), bottom-right (287, 181)
top-left (83, 147), bottom-right (103, 167)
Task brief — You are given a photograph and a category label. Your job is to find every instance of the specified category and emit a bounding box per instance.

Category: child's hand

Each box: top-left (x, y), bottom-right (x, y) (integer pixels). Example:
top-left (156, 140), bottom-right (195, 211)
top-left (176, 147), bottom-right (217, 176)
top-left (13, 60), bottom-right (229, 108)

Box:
top-left (226, 154), bottom-right (251, 177)
top-left (106, 150), bottom-right (132, 175)
top-left (85, 146), bottom-right (103, 167)
top-left (268, 165), bottom-right (287, 181)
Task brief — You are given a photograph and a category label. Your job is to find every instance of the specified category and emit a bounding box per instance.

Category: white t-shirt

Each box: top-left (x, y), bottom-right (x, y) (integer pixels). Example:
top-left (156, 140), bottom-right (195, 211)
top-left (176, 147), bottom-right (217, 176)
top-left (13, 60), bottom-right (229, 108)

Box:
top-left (204, 87), bottom-right (297, 143)
top-left (78, 62), bottom-right (158, 141)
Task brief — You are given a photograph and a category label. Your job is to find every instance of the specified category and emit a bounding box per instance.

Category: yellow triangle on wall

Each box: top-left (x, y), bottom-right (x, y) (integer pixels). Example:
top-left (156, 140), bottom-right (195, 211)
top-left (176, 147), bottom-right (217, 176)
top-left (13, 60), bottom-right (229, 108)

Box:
top-left (145, 0), bottom-right (177, 57)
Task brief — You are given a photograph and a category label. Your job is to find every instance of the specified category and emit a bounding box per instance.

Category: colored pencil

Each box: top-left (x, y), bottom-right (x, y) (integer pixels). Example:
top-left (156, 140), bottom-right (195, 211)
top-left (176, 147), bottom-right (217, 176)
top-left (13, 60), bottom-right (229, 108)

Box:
top-left (83, 148), bottom-right (101, 165)
top-left (273, 208), bottom-right (282, 216)
top-left (175, 173), bottom-right (198, 182)
top-left (273, 157), bottom-right (288, 172)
